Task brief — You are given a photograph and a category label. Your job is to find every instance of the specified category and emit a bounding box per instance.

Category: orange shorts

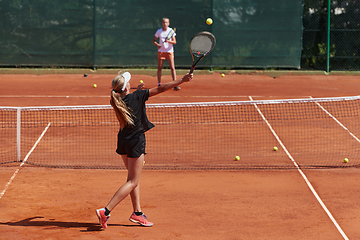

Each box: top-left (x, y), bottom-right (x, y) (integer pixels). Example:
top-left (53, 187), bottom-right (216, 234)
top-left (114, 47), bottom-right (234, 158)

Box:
top-left (158, 52), bottom-right (174, 61)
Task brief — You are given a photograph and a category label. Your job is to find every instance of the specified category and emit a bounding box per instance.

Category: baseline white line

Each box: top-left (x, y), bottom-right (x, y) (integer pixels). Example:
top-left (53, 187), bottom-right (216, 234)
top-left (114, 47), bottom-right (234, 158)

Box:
top-left (310, 96), bottom-right (360, 143)
top-left (0, 95), bottom-right (109, 98)
top-left (0, 95), bottom-right (310, 98)
top-left (248, 96), bottom-right (349, 240)
top-left (0, 122), bottom-right (51, 200)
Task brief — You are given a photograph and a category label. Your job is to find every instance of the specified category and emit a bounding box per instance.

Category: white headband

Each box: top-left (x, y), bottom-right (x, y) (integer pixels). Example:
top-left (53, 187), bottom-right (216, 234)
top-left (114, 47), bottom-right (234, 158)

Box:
top-left (121, 72), bottom-right (131, 91)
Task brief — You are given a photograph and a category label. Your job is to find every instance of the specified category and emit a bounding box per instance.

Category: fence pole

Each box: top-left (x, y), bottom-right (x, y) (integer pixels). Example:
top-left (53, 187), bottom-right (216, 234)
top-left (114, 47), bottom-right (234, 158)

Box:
top-left (326, 0), bottom-right (330, 72)
top-left (93, 0), bottom-right (97, 70)
top-left (210, 0), bottom-right (213, 71)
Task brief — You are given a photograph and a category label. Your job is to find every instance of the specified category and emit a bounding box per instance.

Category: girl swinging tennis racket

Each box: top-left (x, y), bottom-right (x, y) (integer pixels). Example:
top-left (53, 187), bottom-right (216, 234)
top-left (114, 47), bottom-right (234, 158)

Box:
top-left (96, 71), bottom-right (193, 228)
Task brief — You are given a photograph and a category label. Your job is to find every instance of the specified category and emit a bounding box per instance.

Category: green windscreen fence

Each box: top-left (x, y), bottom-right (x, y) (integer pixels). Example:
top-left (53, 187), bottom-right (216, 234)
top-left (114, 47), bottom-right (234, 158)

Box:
top-left (0, 0), bottom-right (303, 69)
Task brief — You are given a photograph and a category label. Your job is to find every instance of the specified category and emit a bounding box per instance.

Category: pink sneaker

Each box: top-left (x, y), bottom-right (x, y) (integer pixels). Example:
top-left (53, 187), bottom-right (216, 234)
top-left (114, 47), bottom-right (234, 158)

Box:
top-left (96, 208), bottom-right (110, 229)
top-left (129, 212), bottom-right (153, 227)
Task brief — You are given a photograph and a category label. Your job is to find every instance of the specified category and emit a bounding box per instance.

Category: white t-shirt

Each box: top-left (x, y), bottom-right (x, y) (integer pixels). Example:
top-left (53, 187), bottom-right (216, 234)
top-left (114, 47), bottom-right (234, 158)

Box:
top-left (154, 27), bottom-right (176, 53)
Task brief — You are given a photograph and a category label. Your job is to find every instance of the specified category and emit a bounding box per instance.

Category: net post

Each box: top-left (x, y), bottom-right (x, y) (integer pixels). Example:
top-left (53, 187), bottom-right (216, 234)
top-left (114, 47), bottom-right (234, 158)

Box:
top-left (16, 108), bottom-right (21, 162)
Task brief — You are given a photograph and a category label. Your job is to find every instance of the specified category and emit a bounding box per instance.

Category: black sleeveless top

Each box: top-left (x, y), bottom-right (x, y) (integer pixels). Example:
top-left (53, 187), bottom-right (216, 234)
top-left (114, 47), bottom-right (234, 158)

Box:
top-left (117, 89), bottom-right (154, 139)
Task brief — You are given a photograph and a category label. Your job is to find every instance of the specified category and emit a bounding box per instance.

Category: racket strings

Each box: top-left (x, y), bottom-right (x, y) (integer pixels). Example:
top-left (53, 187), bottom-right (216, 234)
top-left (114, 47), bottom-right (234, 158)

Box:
top-left (190, 36), bottom-right (215, 57)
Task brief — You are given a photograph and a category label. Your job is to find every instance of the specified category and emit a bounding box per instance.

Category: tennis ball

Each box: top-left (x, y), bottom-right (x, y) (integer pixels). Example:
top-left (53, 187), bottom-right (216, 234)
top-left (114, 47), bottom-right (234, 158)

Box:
top-left (344, 158), bottom-right (349, 163)
top-left (143, 160), bottom-right (145, 166)
top-left (273, 146), bottom-right (278, 151)
top-left (206, 18), bottom-right (213, 25)
top-left (235, 156), bottom-right (240, 161)
top-left (93, 84), bottom-right (97, 88)
top-left (140, 80), bottom-right (143, 83)
top-left (221, 73), bottom-right (225, 77)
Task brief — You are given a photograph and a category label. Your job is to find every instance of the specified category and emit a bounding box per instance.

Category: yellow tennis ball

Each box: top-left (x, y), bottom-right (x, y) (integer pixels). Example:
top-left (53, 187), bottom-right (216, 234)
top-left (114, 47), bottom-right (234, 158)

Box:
top-left (143, 160), bottom-right (145, 166)
top-left (273, 146), bottom-right (278, 151)
top-left (93, 84), bottom-right (97, 88)
top-left (140, 80), bottom-right (143, 83)
top-left (235, 156), bottom-right (240, 161)
top-left (221, 73), bottom-right (225, 77)
top-left (344, 158), bottom-right (349, 163)
top-left (206, 18), bottom-right (213, 25)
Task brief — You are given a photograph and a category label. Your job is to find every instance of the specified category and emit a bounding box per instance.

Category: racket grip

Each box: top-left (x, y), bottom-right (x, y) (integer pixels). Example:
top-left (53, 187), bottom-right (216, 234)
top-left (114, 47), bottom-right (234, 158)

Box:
top-left (189, 66), bottom-right (195, 74)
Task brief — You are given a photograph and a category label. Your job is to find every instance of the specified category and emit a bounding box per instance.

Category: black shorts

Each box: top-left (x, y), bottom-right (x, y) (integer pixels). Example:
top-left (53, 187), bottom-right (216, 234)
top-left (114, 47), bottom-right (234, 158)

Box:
top-left (116, 132), bottom-right (146, 158)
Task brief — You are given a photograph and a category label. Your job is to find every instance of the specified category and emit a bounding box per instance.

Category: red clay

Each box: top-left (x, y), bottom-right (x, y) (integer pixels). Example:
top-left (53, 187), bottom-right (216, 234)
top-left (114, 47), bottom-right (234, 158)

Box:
top-left (1, 72), bottom-right (360, 239)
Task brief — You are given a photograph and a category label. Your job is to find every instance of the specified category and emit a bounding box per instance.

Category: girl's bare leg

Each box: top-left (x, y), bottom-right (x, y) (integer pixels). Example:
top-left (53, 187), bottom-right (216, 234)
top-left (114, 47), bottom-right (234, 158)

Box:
top-left (106, 154), bottom-right (144, 211)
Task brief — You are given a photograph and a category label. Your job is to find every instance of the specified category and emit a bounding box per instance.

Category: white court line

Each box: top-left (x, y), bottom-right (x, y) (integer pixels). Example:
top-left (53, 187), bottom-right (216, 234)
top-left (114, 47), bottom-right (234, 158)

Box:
top-left (248, 96), bottom-right (349, 240)
top-left (310, 96), bottom-right (360, 143)
top-left (20, 122), bottom-right (51, 166)
top-left (0, 95), bottom-right (109, 98)
top-left (0, 169), bottom-right (20, 199)
top-left (0, 95), bottom-right (310, 98)
top-left (0, 122), bottom-right (51, 200)
top-left (0, 95), bottom-right (242, 98)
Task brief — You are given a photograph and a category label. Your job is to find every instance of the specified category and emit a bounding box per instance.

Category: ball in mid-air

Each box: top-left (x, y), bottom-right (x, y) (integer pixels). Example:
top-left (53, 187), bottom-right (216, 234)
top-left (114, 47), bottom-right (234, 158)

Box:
top-left (206, 18), bottom-right (213, 25)
top-left (221, 73), bottom-right (225, 77)
top-left (140, 80), bottom-right (143, 83)
top-left (273, 146), bottom-right (278, 151)
top-left (93, 84), bottom-right (97, 88)
top-left (344, 158), bottom-right (349, 163)
top-left (235, 156), bottom-right (240, 161)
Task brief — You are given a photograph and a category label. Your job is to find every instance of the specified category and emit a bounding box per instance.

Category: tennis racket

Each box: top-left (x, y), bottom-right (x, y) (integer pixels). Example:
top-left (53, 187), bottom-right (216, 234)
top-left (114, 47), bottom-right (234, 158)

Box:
top-left (162, 28), bottom-right (176, 46)
top-left (189, 31), bottom-right (216, 74)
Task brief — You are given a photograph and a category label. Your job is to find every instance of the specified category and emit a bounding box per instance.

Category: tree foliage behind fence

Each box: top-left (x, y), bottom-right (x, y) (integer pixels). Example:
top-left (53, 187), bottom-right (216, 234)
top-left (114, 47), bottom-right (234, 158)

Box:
top-left (302, 0), bottom-right (360, 71)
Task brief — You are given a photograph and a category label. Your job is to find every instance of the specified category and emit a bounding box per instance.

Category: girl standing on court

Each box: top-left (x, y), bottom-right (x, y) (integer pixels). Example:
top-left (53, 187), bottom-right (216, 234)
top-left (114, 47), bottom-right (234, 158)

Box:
top-left (153, 17), bottom-right (178, 90)
top-left (96, 71), bottom-right (193, 229)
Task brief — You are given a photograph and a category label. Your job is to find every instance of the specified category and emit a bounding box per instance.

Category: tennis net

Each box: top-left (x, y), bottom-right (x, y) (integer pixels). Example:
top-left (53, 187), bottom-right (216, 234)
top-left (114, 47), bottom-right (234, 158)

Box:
top-left (1, 96), bottom-right (360, 169)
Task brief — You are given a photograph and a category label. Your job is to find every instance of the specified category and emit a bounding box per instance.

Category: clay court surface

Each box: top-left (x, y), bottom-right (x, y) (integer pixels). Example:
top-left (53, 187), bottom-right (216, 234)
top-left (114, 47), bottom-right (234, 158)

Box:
top-left (1, 72), bottom-right (360, 239)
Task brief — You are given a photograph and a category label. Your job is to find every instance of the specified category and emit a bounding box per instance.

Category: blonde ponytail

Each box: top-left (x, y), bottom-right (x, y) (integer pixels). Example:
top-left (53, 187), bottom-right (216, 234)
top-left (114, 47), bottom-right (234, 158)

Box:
top-left (110, 74), bottom-right (135, 129)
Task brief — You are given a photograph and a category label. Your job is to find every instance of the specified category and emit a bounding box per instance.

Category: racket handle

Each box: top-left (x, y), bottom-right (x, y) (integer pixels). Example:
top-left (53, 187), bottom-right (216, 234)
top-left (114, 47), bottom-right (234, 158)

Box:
top-left (189, 66), bottom-right (195, 74)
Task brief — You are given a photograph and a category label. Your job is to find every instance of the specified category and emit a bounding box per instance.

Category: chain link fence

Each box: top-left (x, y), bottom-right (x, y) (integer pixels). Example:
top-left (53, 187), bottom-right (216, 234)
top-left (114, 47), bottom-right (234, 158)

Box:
top-left (302, 0), bottom-right (360, 71)
top-left (0, 0), bottom-right (359, 71)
